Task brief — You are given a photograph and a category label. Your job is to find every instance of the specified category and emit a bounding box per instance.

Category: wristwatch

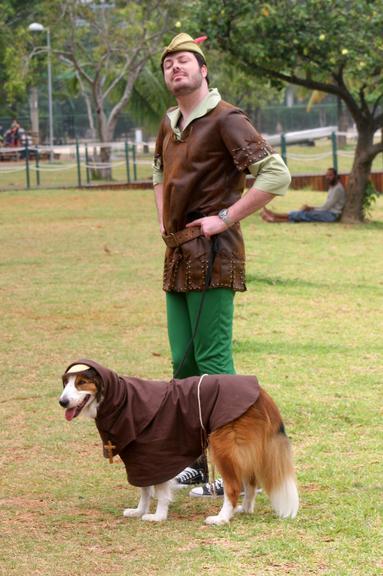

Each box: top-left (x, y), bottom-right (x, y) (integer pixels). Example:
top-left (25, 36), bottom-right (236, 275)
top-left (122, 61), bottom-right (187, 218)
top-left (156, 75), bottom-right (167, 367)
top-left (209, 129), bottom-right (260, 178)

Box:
top-left (218, 208), bottom-right (233, 227)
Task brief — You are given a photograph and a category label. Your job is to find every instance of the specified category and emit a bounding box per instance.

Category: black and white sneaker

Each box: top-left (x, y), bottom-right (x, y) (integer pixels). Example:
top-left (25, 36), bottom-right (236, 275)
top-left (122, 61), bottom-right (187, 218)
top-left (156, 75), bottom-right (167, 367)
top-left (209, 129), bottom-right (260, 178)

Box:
top-left (189, 478), bottom-right (224, 497)
top-left (190, 480), bottom-right (261, 497)
top-left (175, 467), bottom-right (206, 488)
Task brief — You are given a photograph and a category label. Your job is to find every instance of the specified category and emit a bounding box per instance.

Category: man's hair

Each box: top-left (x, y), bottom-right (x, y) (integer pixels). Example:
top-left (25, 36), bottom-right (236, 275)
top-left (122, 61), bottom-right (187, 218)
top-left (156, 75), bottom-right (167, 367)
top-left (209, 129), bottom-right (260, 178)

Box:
top-left (328, 167), bottom-right (339, 180)
top-left (162, 51), bottom-right (209, 85)
top-left (194, 53), bottom-right (209, 85)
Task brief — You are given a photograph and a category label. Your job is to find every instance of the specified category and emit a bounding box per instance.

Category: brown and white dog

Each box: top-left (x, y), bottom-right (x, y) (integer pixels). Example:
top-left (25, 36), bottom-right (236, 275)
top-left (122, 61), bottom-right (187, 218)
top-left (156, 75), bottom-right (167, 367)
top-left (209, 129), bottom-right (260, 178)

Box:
top-left (59, 360), bottom-right (299, 525)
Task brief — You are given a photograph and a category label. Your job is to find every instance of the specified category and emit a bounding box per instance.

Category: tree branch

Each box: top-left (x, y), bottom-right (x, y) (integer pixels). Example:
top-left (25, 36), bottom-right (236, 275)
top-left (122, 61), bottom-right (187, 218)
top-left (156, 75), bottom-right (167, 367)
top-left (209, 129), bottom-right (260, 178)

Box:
top-left (58, 51), bottom-right (94, 85)
top-left (241, 57), bottom-right (364, 123)
top-left (358, 83), bottom-right (372, 121)
top-left (107, 65), bottom-right (144, 128)
top-left (373, 112), bottom-right (383, 131)
top-left (372, 94), bottom-right (383, 118)
top-left (331, 62), bottom-right (369, 124)
top-left (369, 141), bottom-right (383, 160)
top-left (102, 68), bottom-right (128, 101)
top-left (101, 23), bottom-right (170, 101)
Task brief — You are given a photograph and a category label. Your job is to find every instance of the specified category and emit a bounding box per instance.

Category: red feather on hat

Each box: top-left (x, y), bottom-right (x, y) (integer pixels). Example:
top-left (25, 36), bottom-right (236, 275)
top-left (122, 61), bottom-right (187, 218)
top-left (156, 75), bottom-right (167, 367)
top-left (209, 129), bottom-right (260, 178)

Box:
top-left (194, 36), bottom-right (208, 44)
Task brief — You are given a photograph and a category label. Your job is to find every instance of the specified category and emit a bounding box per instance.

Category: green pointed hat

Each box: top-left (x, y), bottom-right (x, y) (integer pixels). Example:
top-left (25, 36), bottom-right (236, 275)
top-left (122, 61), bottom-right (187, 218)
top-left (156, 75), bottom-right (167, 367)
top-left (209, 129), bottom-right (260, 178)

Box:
top-left (161, 33), bottom-right (207, 64)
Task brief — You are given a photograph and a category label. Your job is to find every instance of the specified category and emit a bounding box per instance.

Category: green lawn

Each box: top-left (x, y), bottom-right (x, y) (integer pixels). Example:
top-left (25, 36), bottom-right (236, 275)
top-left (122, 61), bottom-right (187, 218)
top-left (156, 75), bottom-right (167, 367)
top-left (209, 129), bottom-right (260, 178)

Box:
top-left (0, 187), bottom-right (382, 575)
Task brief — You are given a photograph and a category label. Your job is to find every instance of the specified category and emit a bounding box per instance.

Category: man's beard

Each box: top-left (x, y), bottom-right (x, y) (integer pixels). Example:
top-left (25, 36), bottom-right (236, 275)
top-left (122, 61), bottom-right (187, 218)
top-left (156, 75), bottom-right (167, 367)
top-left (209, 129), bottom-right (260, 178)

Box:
top-left (167, 69), bottom-right (204, 96)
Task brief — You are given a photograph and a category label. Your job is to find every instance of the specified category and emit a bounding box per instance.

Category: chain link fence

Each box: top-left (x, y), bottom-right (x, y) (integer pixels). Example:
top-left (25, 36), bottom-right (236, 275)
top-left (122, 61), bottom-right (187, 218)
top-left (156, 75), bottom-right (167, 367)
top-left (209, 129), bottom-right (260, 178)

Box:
top-left (0, 140), bottom-right (153, 190)
top-left (0, 130), bottom-right (382, 192)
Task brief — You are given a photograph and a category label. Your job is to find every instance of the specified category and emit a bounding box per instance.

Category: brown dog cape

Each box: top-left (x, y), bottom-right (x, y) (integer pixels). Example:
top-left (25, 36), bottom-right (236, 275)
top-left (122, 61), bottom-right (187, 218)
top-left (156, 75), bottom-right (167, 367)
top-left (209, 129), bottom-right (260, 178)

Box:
top-left (64, 359), bottom-right (260, 487)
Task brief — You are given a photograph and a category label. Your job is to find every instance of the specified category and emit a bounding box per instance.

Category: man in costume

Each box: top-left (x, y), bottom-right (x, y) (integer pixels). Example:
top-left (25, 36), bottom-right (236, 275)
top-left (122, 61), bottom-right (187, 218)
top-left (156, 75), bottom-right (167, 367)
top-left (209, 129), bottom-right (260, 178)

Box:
top-left (153, 33), bottom-right (291, 495)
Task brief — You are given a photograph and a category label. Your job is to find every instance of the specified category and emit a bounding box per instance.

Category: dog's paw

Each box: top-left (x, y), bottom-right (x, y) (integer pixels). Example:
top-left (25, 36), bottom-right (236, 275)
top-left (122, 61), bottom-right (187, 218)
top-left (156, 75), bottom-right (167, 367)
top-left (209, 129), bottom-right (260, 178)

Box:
top-left (123, 508), bottom-right (145, 518)
top-left (141, 513), bottom-right (167, 522)
top-left (235, 503), bottom-right (255, 514)
top-left (204, 515), bottom-right (229, 526)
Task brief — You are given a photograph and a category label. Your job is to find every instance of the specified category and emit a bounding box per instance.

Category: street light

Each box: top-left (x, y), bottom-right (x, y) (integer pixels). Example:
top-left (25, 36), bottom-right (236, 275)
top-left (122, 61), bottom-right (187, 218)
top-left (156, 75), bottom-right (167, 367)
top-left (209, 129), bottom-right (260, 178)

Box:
top-left (28, 22), bottom-right (54, 158)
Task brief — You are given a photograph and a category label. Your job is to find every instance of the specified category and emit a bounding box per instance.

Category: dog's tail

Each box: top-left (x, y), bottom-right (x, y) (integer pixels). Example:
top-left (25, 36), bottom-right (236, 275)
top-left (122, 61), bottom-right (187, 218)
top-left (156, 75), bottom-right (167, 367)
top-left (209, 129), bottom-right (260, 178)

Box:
top-left (264, 429), bottom-right (299, 519)
top-left (255, 390), bottom-right (299, 519)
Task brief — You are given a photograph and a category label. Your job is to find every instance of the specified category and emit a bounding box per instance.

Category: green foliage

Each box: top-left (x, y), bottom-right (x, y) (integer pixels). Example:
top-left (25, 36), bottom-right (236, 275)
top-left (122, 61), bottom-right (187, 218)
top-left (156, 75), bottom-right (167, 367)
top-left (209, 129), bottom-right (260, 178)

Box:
top-left (0, 0), bottom-right (42, 113)
top-left (126, 48), bottom-right (282, 132)
top-left (0, 0), bottom-right (186, 138)
top-left (197, 0), bottom-right (383, 222)
top-left (127, 60), bottom-right (175, 133)
top-left (363, 180), bottom-right (379, 219)
top-left (48, 0), bottom-right (184, 140)
top-left (205, 49), bottom-right (283, 110)
top-left (199, 0), bottom-right (383, 110)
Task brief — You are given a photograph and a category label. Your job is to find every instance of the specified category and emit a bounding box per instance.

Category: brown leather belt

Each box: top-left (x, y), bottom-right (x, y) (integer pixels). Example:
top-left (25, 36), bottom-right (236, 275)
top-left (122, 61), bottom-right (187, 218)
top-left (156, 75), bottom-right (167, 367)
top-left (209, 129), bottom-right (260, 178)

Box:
top-left (162, 226), bottom-right (203, 248)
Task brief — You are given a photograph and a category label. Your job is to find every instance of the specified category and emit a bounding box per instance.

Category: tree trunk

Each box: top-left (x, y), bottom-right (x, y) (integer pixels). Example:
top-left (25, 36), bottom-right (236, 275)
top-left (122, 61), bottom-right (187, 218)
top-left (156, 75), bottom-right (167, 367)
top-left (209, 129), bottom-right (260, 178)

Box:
top-left (337, 98), bottom-right (349, 149)
top-left (93, 103), bottom-right (113, 180)
top-left (99, 145), bottom-right (112, 180)
top-left (341, 127), bottom-right (374, 223)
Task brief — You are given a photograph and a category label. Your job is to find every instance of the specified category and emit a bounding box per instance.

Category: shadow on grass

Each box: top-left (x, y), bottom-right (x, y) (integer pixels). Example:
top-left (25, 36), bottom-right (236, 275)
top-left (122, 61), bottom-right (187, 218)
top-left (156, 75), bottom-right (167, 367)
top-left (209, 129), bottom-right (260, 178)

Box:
top-left (364, 219), bottom-right (383, 230)
top-left (233, 339), bottom-right (349, 355)
top-left (246, 274), bottom-right (378, 293)
top-left (246, 274), bottom-right (322, 289)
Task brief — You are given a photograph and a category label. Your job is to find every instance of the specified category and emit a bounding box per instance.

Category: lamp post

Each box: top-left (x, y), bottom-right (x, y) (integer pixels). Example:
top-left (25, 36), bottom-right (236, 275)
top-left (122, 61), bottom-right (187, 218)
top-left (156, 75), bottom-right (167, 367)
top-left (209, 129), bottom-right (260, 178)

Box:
top-left (28, 22), bottom-right (54, 159)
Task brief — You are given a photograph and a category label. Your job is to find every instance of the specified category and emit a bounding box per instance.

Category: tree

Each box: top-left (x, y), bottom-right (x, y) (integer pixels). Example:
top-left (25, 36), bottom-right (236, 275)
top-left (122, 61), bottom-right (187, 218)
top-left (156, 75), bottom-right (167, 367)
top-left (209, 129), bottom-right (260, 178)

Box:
top-left (37, 0), bottom-right (182, 176)
top-left (118, 58), bottom-right (174, 135)
top-left (0, 0), bottom-right (41, 118)
top-left (205, 49), bottom-right (284, 128)
top-left (199, 0), bottom-right (383, 222)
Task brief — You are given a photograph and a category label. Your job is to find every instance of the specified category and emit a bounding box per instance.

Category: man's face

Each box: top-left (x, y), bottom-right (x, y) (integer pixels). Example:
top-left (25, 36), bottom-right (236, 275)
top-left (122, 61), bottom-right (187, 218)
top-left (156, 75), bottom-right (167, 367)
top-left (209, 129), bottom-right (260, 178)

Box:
top-left (163, 51), bottom-right (207, 96)
top-left (326, 169), bottom-right (337, 185)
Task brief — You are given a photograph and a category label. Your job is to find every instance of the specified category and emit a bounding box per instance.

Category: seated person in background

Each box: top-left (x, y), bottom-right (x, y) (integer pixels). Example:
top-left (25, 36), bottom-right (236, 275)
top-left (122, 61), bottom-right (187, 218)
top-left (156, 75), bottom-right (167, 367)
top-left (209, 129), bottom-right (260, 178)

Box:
top-left (261, 167), bottom-right (346, 223)
top-left (4, 120), bottom-right (22, 147)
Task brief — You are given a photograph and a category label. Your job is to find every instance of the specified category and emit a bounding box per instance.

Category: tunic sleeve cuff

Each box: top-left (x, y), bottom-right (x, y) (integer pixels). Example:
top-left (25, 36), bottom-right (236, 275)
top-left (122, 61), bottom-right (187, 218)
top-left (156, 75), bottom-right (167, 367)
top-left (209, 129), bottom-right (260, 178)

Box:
top-left (152, 168), bottom-right (164, 187)
top-left (248, 154), bottom-right (291, 196)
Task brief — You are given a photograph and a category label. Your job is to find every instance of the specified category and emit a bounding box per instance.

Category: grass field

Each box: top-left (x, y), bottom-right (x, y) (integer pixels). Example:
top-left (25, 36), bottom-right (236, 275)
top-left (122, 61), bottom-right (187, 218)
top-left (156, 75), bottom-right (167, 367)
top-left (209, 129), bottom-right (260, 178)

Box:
top-left (0, 187), bottom-right (382, 576)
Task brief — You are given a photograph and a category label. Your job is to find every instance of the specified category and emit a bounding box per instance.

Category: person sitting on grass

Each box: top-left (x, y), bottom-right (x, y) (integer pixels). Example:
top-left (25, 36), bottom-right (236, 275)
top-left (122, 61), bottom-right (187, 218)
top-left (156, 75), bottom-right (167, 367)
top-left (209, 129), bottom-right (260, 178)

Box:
top-left (261, 167), bottom-right (346, 223)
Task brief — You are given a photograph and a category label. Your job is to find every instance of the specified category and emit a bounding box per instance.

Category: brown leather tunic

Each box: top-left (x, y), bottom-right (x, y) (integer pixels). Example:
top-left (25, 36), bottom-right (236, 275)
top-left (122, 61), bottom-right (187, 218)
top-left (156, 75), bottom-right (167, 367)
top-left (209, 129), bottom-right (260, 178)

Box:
top-left (154, 100), bottom-right (273, 292)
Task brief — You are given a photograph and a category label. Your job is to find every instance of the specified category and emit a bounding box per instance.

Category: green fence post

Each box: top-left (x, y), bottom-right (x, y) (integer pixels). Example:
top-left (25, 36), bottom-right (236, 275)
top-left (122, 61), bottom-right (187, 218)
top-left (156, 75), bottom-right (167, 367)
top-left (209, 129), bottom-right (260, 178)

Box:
top-left (35, 145), bottom-right (40, 187)
top-left (280, 133), bottom-right (287, 165)
top-left (24, 140), bottom-right (30, 189)
top-left (125, 140), bottom-right (131, 183)
top-left (85, 144), bottom-right (90, 184)
top-left (331, 131), bottom-right (338, 172)
top-left (132, 144), bottom-right (137, 181)
top-left (76, 139), bottom-right (82, 187)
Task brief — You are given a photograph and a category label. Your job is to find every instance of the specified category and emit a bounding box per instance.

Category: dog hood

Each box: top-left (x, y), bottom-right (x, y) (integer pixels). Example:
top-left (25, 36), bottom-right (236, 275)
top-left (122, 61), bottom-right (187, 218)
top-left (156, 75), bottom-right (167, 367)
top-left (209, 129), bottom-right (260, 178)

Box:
top-left (64, 358), bottom-right (168, 448)
top-left (64, 360), bottom-right (260, 487)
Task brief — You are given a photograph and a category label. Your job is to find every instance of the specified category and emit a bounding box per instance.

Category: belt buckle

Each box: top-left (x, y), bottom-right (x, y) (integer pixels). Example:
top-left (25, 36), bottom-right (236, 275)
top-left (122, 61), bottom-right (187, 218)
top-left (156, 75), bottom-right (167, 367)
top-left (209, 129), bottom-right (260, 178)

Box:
top-left (169, 232), bottom-right (179, 247)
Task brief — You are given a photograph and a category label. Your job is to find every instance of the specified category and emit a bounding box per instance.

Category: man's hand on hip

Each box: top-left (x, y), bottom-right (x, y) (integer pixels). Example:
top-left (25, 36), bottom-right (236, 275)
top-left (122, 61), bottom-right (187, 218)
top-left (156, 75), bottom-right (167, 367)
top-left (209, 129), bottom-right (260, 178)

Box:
top-left (186, 216), bottom-right (228, 238)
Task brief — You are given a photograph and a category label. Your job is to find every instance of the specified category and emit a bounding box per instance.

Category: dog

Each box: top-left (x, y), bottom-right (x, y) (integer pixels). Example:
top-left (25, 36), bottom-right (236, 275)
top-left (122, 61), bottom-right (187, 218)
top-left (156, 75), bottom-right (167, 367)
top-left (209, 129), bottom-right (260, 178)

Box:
top-left (59, 359), bottom-right (299, 525)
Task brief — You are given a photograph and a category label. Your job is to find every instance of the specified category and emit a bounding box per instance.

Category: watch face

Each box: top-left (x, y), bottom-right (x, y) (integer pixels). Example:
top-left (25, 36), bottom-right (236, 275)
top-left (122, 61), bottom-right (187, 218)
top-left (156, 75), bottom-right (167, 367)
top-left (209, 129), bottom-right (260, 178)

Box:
top-left (218, 208), bottom-right (232, 226)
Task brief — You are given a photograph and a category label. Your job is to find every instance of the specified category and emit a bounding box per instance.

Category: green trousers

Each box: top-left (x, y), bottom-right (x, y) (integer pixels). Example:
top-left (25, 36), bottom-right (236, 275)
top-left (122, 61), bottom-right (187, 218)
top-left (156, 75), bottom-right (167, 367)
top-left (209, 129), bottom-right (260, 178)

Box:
top-left (166, 288), bottom-right (236, 378)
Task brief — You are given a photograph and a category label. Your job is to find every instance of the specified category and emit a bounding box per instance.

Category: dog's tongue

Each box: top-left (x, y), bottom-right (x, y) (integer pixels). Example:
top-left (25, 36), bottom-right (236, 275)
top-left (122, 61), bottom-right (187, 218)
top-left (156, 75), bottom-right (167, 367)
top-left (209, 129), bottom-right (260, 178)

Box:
top-left (65, 407), bottom-right (77, 421)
